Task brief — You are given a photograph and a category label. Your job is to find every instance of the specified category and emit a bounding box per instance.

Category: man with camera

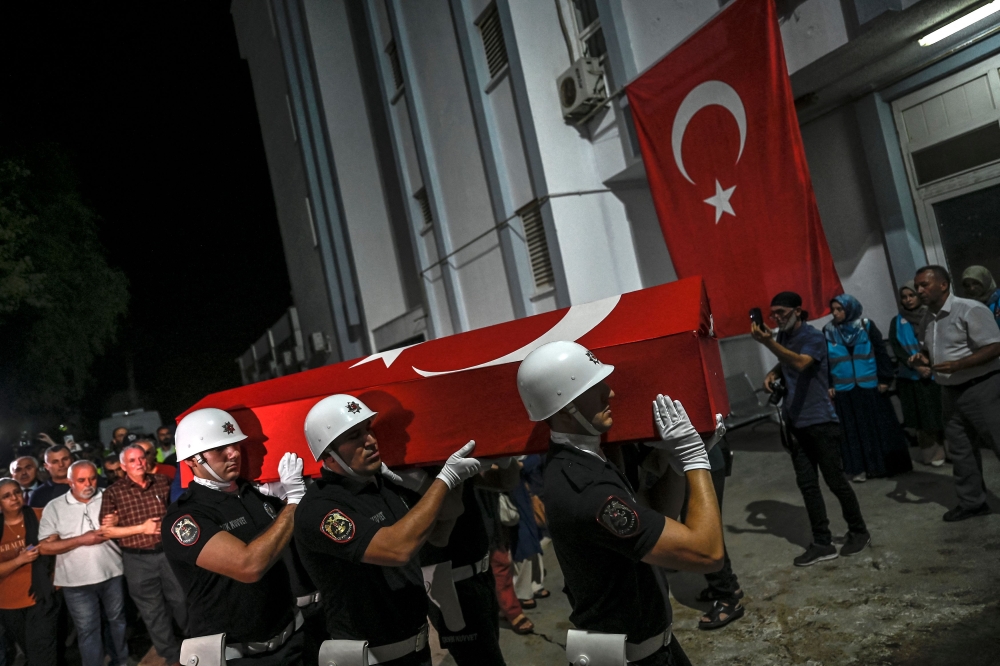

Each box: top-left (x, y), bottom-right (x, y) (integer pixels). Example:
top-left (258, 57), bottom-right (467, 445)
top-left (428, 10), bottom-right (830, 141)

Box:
top-left (751, 292), bottom-right (870, 566)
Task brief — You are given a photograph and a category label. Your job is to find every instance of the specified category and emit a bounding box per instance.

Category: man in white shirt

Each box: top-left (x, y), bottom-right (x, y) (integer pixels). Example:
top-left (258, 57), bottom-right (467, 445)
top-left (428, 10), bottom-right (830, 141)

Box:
top-left (39, 460), bottom-right (129, 666)
top-left (912, 265), bottom-right (1000, 522)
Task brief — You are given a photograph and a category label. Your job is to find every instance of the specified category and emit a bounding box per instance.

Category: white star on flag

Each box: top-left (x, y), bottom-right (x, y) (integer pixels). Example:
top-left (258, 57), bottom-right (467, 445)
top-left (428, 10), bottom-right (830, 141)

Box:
top-left (704, 180), bottom-right (736, 223)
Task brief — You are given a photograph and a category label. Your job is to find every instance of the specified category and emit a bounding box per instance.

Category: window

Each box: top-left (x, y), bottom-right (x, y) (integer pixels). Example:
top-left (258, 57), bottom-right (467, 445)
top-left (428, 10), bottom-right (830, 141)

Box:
top-left (414, 188), bottom-right (433, 231)
top-left (386, 40), bottom-right (404, 91)
top-left (477, 3), bottom-right (508, 80)
top-left (519, 200), bottom-right (554, 291)
top-left (572, 0), bottom-right (606, 60)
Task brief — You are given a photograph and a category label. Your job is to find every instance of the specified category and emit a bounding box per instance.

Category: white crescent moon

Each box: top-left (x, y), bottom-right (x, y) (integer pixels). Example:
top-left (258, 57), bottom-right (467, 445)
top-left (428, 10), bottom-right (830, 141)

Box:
top-left (671, 80), bottom-right (746, 185)
top-left (411, 294), bottom-right (621, 377)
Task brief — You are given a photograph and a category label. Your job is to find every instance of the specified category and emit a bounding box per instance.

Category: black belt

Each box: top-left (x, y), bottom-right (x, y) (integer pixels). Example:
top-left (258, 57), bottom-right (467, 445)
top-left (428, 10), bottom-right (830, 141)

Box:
top-left (121, 545), bottom-right (163, 555)
top-left (947, 369), bottom-right (1000, 392)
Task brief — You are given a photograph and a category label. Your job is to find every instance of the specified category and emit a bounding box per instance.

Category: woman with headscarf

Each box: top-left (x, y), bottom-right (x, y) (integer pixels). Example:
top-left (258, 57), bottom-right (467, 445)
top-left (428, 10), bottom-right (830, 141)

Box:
top-left (824, 294), bottom-right (913, 481)
top-left (888, 281), bottom-right (946, 466)
top-left (961, 266), bottom-right (1000, 329)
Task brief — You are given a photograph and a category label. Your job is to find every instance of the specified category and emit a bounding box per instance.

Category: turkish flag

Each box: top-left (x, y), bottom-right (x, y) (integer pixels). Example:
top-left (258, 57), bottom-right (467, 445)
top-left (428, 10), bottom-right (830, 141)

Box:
top-left (625, 0), bottom-right (841, 338)
top-left (180, 278), bottom-right (728, 483)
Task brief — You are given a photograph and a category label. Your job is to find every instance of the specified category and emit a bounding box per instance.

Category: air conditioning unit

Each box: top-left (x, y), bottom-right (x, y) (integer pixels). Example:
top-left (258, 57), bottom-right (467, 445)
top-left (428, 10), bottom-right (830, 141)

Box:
top-left (557, 57), bottom-right (605, 121)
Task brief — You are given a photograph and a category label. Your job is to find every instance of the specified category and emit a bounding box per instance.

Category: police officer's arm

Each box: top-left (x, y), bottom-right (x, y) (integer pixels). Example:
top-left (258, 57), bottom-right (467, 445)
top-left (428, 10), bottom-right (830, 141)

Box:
top-left (752, 323), bottom-right (814, 372)
top-left (195, 504), bottom-right (297, 584)
top-left (641, 469), bottom-right (723, 573)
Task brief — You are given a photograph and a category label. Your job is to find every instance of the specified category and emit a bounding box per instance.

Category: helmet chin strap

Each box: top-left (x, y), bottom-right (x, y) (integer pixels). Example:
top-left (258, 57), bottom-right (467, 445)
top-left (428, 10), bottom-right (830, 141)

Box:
top-left (324, 447), bottom-right (364, 480)
top-left (564, 403), bottom-right (602, 436)
top-left (194, 454), bottom-right (231, 485)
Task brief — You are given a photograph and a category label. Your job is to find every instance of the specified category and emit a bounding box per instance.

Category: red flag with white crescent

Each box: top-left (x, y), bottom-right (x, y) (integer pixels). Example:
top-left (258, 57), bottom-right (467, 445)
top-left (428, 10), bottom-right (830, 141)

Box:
top-left (625, 0), bottom-right (842, 338)
top-left (180, 278), bottom-right (728, 483)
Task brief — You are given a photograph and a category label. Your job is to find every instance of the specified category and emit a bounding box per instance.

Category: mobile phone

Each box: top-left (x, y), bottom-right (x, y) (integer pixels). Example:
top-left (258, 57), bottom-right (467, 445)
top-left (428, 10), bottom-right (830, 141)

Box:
top-left (749, 307), bottom-right (764, 328)
top-left (64, 434), bottom-right (75, 445)
top-left (25, 545), bottom-right (36, 552)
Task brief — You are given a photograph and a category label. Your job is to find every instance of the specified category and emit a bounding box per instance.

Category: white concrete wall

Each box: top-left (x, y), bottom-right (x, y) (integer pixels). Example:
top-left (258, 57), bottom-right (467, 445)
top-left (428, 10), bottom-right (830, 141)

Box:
top-left (302, 0), bottom-right (408, 345)
top-left (780, 0), bottom-right (850, 74)
top-left (396, 0), bottom-right (516, 331)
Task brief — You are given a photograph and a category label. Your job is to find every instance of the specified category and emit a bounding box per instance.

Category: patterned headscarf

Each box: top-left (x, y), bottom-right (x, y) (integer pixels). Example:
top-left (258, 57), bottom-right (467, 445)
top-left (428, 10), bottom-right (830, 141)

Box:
top-left (830, 293), bottom-right (866, 346)
top-left (961, 266), bottom-right (997, 304)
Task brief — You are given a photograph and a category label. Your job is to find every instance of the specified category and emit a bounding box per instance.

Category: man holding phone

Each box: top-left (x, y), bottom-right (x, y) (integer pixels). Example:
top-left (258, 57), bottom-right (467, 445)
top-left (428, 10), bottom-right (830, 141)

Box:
top-left (750, 292), bottom-right (870, 566)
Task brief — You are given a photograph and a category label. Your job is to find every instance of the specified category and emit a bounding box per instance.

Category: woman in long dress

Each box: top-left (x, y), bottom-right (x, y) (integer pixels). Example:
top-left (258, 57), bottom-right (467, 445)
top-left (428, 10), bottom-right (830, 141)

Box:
top-left (888, 281), bottom-right (945, 466)
top-left (824, 294), bottom-right (913, 481)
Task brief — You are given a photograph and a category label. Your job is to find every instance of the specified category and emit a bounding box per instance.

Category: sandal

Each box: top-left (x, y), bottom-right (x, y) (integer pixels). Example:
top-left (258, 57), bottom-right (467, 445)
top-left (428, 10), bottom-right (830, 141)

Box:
top-left (698, 599), bottom-right (745, 630)
top-left (534, 588), bottom-right (551, 599)
top-left (696, 587), bottom-right (743, 603)
top-left (510, 613), bottom-right (534, 635)
top-left (519, 598), bottom-right (537, 609)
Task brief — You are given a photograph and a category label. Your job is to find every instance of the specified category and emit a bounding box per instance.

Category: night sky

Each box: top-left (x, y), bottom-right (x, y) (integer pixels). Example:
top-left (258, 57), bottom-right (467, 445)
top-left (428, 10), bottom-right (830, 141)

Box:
top-left (0, 1), bottom-right (291, 434)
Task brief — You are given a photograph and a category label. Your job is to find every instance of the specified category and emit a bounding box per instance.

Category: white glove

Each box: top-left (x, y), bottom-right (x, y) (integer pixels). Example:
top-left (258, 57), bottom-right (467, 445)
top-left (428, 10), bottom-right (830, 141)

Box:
top-left (255, 481), bottom-right (287, 500)
top-left (277, 452), bottom-right (307, 505)
top-left (703, 414), bottom-right (726, 453)
top-left (436, 441), bottom-right (482, 490)
top-left (652, 395), bottom-right (711, 474)
top-left (382, 464), bottom-right (430, 493)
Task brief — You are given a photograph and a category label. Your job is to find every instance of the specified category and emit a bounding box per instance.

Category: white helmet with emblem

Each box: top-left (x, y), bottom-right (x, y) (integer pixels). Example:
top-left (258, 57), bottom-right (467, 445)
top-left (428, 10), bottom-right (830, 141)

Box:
top-left (175, 408), bottom-right (248, 461)
top-left (304, 394), bottom-right (378, 462)
top-left (517, 341), bottom-right (614, 431)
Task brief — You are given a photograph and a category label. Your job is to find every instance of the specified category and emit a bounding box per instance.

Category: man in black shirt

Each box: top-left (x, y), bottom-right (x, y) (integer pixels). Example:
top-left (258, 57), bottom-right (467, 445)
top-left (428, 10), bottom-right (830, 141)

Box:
top-left (162, 407), bottom-right (307, 665)
top-left (517, 341), bottom-right (724, 666)
top-left (294, 394), bottom-right (483, 666)
top-left (29, 445), bottom-right (73, 508)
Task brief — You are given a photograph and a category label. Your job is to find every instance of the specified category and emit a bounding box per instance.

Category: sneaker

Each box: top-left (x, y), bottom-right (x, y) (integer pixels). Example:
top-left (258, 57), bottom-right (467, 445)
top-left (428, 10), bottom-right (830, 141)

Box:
top-left (793, 543), bottom-right (839, 567)
top-left (840, 530), bottom-right (871, 556)
top-left (851, 472), bottom-right (867, 483)
top-left (942, 503), bottom-right (991, 522)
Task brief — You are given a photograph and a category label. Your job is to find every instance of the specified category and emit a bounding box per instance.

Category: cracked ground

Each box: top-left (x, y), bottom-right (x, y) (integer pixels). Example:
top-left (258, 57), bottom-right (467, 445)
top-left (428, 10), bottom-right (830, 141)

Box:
top-left (431, 421), bottom-right (1000, 665)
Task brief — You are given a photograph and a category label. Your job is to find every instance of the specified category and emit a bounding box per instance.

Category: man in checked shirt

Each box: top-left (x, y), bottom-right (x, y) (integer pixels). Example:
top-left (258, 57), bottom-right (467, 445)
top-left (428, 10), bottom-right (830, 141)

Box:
top-left (100, 443), bottom-right (187, 666)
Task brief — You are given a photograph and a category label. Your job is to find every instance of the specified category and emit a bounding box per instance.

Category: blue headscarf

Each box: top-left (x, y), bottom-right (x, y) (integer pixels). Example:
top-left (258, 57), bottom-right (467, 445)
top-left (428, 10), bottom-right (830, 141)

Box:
top-left (830, 294), bottom-right (866, 346)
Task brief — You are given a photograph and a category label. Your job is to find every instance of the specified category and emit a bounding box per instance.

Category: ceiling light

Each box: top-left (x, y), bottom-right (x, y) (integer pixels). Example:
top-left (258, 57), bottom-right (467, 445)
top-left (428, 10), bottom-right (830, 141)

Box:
top-left (919, 0), bottom-right (1000, 46)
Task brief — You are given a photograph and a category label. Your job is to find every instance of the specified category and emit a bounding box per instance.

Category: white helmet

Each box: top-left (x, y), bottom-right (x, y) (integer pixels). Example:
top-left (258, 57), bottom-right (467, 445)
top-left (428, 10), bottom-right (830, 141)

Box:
top-left (517, 341), bottom-right (614, 422)
top-left (175, 408), bottom-right (248, 461)
top-left (304, 394), bottom-right (378, 461)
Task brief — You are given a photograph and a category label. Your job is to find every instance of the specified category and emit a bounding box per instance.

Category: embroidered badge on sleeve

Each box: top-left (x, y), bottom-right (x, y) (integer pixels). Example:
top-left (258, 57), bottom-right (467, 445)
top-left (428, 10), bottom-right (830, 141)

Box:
top-left (263, 502), bottom-right (277, 520)
top-left (171, 515), bottom-right (201, 546)
top-left (321, 509), bottom-right (356, 543)
top-left (596, 496), bottom-right (639, 538)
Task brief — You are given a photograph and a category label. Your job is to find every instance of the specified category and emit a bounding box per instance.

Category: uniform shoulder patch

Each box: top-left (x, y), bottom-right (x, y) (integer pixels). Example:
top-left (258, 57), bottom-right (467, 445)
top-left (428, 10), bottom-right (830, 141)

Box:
top-left (171, 515), bottom-right (201, 546)
top-left (595, 496), bottom-right (639, 538)
top-left (321, 509), bottom-right (355, 543)
top-left (263, 502), bottom-right (277, 520)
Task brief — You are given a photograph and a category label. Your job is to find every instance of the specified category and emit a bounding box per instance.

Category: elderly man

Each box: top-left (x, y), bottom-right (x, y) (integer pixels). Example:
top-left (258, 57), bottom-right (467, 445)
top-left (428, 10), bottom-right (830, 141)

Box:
top-left (135, 438), bottom-right (176, 481)
top-left (38, 461), bottom-right (128, 666)
top-left (8, 457), bottom-right (40, 504)
top-left (29, 445), bottom-right (73, 508)
top-left (100, 444), bottom-right (186, 666)
top-left (912, 265), bottom-right (1000, 522)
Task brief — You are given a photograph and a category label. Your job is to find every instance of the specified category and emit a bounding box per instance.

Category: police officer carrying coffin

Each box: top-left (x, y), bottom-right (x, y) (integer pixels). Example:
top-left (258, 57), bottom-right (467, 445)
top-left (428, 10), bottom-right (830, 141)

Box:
top-left (293, 394), bottom-right (483, 666)
top-left (162, 408), bottom-right (307, 665)
top-left (516, 341), bottom-right (724, 666)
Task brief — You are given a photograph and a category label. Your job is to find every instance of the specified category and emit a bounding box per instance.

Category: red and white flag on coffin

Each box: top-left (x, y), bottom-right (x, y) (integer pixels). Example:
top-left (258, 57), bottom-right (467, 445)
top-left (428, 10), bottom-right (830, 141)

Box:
top-left (180, 278), bottom-right (728, 483)
top-left (625, 0), bottom-right (842, 338)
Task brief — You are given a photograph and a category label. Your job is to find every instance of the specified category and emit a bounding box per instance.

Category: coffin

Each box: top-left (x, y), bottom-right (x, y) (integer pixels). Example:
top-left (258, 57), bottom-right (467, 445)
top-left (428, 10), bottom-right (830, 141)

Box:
top-left (181, 277), bottom-right (729, 482)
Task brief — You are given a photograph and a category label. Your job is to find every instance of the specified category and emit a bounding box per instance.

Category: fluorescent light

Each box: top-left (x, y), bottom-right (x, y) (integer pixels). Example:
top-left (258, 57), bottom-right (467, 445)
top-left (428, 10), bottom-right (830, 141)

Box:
top-left (919, 0), bottom-right (1000, 46)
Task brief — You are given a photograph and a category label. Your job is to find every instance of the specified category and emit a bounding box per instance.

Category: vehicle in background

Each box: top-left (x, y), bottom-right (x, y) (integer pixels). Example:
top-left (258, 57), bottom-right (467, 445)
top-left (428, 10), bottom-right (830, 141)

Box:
top-left (99, 409), bottom-right (163, 446)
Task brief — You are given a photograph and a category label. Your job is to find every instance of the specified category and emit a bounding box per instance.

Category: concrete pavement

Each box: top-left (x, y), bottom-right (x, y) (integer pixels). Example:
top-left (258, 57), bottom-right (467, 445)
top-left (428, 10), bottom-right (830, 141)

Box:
top-left (432, 421), bottom-right (1000, 665)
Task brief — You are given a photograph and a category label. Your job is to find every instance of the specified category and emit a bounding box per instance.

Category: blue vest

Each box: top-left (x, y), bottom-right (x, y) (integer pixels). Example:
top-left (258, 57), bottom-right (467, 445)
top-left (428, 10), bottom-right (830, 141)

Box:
top-left (893, 314), bottom-right (922, 381)
top-left (988, 290), bottom-right (1000, 329)
top-left (825, 320), bottom-right (878, 392)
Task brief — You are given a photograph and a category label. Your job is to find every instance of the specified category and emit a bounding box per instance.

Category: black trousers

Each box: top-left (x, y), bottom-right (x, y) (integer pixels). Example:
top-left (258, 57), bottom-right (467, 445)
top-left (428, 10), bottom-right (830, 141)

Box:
top-left (702, 443), bottom-right (741, 599)
top-left (631, 634), bottom-right (692, 666)
top-left (789, 422), bottom-right (868, 545)
top-left (228, 630), bottom-right (304, 666)
top-left (0, 595), bottom-right (60, 666)
top-left (427, 571), bottom-right (505, 666)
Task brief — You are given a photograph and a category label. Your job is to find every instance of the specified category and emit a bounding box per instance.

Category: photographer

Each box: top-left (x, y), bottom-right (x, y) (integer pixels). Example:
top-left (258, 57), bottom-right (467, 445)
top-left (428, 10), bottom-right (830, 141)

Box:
top-left (751, 292), bottom-right (870, 567)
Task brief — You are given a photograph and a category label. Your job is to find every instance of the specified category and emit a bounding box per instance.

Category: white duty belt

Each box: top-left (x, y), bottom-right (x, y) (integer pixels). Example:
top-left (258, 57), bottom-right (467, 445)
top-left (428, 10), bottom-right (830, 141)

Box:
top-left (297, 591), bottom-right (321, 607)
top-left (565, 624), bottom-right (672, 665)
top-left (318, 624), bottom-right (428, 666)
top-left (224, 609), bottom-right (304, 661)
top-left (451, 553), bottom-right (490, 582)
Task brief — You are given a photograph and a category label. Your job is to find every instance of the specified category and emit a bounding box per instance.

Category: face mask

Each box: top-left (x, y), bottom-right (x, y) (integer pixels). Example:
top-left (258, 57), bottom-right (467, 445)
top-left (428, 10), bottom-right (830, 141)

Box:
top-left (781, 312), bottom-right (799, 332)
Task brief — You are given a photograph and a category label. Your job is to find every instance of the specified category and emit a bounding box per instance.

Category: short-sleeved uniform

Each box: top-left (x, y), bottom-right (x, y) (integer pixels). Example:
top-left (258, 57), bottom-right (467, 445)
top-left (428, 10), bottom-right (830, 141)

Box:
top-left (419, 481), bottom-right (503, 666)
top-left (161, 481), bottom-right (294, 644)
top-left (544, 441), bottom-right (669, 644)
top-left (293, 467), bottom-right (429, 664)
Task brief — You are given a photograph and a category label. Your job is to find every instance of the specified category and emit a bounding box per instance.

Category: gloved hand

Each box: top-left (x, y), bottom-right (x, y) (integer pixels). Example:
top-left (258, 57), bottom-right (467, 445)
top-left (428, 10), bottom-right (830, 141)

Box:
top-left (278, 452), bottom-right (307, 504)
top-left (255, 481), bottom-right (287, 500)
top-left (381, 464), bottom-right (430, 493)
top-left (703, 413), bottom-right (726, 453)
top-left (651, 394), bottom-right (711, 474)
top-left (436, 441), bottom-right (482, 490)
